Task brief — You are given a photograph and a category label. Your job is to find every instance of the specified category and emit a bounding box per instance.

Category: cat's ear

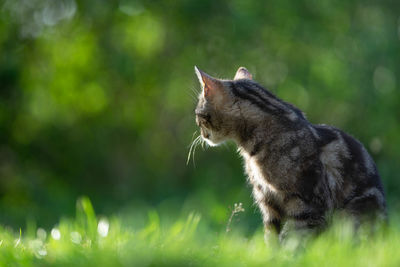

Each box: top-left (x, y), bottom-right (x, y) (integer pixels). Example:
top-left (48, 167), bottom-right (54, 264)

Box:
top-left (234, 67), bottom-right (252, 80)
top-left (194, 66), bottom-right (223, 98)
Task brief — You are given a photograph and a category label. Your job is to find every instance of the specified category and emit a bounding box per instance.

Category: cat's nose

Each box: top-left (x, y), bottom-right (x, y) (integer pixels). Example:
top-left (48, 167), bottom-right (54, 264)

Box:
top-left (200, 128), bottom-right (210, 139)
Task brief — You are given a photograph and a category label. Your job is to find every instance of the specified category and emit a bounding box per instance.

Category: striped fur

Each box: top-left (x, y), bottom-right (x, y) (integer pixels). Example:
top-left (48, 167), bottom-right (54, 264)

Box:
top-left (194, 66), bottom-right (387, 241)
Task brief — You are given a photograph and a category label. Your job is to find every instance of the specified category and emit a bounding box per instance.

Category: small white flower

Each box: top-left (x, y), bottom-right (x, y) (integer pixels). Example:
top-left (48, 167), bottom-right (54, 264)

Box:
top-left (97, 218), bottom-right (109, 237)
top-left (70, 231), bottom-right (82, 244)
top-left (37, 248), bottom-right (47, 257)
top-left (37, 228), bottom-right (47, 241)
top-left (51, 228), bottom-right (61, 240)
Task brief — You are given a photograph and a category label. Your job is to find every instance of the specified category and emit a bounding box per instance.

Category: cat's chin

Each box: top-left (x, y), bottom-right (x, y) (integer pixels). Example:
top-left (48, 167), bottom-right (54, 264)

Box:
top-left (202, 135), bottom-right (223, 147)
top-left (204, 138), bottom-right (219, 147)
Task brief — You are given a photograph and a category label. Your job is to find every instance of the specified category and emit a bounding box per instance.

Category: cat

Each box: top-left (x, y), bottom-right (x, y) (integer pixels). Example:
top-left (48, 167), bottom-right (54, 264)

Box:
top-left (193, 66), bottom-right (387, 242)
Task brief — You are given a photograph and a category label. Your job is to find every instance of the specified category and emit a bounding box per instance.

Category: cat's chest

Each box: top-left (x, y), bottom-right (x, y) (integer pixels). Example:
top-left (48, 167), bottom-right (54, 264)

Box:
top-left (245, 157), bottom-right (279, 194)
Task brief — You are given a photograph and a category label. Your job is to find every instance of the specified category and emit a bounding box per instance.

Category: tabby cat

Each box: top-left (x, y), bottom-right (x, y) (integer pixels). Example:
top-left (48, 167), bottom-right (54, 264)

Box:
top-left (193, 66), bottom-right (387, 241)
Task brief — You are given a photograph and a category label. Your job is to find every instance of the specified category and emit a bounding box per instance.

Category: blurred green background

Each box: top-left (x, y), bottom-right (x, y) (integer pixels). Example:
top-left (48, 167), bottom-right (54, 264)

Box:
top-left (0, 0), bottom-right (399, 231)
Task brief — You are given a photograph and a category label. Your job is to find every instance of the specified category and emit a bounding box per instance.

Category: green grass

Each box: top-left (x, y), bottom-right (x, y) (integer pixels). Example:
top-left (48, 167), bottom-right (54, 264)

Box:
top-left (1, 197), bottom-right (399, 267)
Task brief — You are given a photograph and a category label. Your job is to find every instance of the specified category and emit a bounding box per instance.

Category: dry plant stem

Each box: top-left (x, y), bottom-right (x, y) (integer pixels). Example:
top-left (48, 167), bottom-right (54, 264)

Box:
top-left (226, 203), bottom-right (245, 233)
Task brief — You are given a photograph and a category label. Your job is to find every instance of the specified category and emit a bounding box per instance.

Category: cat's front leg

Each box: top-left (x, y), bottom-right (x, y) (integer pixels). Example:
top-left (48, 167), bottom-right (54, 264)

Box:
top-left (279, 209), bottom-right (326, 244)
top-left (258, 198), bottom-right (282, 244)
top-left (251, 181), bottom-right (283, 243)
top-left (263, 218), bottom-right (281, 244)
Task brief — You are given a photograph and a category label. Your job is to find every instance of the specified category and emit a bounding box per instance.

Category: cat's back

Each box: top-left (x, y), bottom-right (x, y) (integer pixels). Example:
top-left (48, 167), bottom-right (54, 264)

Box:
top-left (313, 124), bottom-right (386, 212)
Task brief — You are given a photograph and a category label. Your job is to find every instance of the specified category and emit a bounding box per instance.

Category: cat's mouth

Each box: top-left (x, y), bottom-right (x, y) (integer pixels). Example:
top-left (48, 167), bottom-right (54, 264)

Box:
top-left (199, 127), bottom-right (220, 147)
top-left (200, 127), bottom-right (210, 139)
top-left (195, 113), bottom-right (212, 140)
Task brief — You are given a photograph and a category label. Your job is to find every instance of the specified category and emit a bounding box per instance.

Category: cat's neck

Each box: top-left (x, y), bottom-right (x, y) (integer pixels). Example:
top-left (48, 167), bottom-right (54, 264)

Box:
top-left (235, 114), bottom-right (307, 157)
top-left (235, 116), bottom-right (280, 155)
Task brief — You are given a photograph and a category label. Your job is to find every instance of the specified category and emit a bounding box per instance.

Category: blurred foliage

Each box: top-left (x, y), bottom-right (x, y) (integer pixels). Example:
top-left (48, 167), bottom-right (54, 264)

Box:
top-left (0, 0), bottom-right (399, 230)
top-left (1, 198), bottom-right (400, 266)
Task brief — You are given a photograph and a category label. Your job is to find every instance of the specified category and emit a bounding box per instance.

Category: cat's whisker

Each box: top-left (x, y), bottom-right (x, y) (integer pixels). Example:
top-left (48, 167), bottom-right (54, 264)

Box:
top-left (188, 87), bottom-right (200, 103)
top-left (190, 86), bottom-right (200, 96)
top-left (186, 90), bottom-right (198, 103)
top-left (187, 134), bottom-right (202, 166)
top-left (187, 131), bottom-right (199, 165)
top-left (192, 135), bottom-right (202, 167)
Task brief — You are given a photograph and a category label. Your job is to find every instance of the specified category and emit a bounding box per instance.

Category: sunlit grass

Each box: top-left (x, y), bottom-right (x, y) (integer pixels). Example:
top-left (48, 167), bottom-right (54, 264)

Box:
top-left (0, 197), bottom-right (399, 266)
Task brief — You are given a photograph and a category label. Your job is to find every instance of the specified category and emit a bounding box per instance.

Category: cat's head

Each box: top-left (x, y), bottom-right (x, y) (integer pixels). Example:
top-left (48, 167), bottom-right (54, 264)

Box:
top-left (194, 66), bottom-right (253, 146)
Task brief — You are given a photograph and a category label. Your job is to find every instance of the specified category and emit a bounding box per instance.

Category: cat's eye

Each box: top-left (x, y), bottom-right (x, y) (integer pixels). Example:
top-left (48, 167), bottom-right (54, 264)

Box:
top-left (195, 112), bottom-right (211, 128)
top-left (195, 110), bottom-right (211, 121)
top-left (197, 114), bottom-right (210, 121)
